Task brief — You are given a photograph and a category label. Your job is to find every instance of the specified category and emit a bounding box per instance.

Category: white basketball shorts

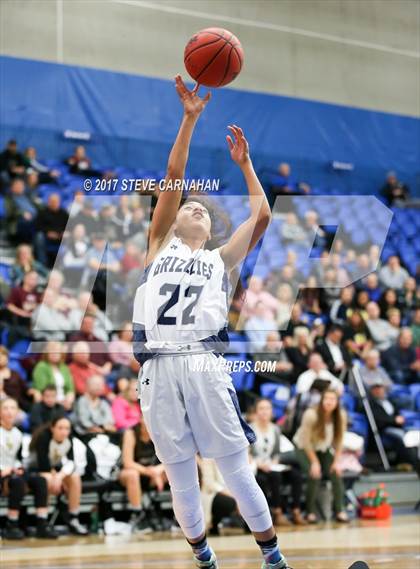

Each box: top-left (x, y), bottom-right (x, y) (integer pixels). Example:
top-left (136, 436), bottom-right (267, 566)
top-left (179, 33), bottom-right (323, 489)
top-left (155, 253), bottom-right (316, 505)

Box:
top-left (138, 352), bottom-right (255, 465)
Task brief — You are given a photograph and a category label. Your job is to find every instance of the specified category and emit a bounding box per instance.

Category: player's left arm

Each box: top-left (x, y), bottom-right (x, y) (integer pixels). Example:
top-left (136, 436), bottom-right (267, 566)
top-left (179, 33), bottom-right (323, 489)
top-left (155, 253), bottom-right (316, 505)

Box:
top-left (219, 125), bottom-right (271, 270)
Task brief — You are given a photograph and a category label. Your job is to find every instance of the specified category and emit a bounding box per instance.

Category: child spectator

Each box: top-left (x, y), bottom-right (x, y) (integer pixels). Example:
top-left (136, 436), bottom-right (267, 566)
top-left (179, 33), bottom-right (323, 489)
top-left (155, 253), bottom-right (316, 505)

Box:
top-left (112, 378), bottom-right (141, 430)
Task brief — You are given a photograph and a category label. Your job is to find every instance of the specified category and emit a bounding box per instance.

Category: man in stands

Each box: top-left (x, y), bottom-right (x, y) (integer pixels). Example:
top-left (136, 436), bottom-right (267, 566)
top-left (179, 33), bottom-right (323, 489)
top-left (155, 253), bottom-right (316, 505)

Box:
top-left (382, 328), bottom-right (420, 385)
top-left (34, 193), bottom-right (69, 266)
top-left (315, 324), bottom-right (351, 376)
top-left (73, 375), bottom-right (116, 439)
top-left (380, 171), bottom-right (410, 206)
top-left (365, 301), bottom-right (399, 352)
top-left (0, 140), bottom-right (26, 187)
top-left (6, 270), bottom-right (40, 342)
top-left (5, 178), bottom-right (40, 243)
top-left (30, 386), bottom-right (66, 431)
top-left (379, 255), bottom-right (410, 291)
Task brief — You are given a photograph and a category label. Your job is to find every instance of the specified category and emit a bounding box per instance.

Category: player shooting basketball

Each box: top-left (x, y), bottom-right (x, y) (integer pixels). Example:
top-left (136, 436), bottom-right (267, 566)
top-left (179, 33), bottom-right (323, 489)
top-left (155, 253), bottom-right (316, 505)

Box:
top-left (132, 75), bottom-right (292, 569)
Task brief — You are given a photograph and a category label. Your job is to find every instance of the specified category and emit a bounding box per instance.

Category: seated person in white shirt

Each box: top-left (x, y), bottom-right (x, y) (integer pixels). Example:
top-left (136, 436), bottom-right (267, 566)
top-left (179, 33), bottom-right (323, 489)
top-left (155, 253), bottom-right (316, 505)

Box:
top-left (296, 353), bottom-right (344, 397)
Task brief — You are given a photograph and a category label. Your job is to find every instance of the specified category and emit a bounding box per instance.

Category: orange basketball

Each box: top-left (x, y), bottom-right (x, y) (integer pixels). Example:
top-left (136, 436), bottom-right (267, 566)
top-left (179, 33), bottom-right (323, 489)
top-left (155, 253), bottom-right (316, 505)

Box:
top-left (184, 27), bottom-right (244, 88)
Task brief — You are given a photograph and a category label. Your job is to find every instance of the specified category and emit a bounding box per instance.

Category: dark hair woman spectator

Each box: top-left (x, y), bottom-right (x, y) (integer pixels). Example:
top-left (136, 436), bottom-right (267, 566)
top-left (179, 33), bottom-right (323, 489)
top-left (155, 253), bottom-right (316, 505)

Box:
top-left (118, 420), bottom-right (167, 533)
top-left (250, 399), bottom-right (306, 527)
top-left (112, 378), bottom-right (141, 431)
top-left (378, 288), bottom-right (400, 320)
top-left (294, 389), bottom-right (348, 524)
top-left (1, 398), bottom-right (57, 539)
top-left (343, 311), bottom-right (373, 360)
top-left (330, 286), bottom-right (355, 325)
top-left (10, 244), bottom-right (48, 286)
top-left (29, 416), bottom-right (88, 535)
top-left (285, 326), bottom-right (312, 381)
top-left (299, 276), bottom-right (322, 317)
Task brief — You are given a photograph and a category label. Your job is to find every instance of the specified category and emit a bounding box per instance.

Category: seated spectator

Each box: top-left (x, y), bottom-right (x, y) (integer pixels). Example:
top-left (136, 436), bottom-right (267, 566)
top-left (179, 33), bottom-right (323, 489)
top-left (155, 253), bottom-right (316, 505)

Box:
top-left (253, 332), bottom-right (294, 393)
top-left (120, 242), bottom-right (143, 275)
top-left (285, 326), bottom-right (312, 380)
top-left (268, 162), bottom-right (310, 199)
top-left (241, 276), bottom-right (279, 321)
top-left (382, 328), bottom-right (420, 385)
top-left (304, 210), bottom-right (326, 250)
top-left (365, 301), bottom-right (399, 352)
top-left (10, 244), bottom-right (48, 287)
top-left (68, 199), bottom-right (99, 235)
top-left (73, 375), bottom-right (116, 437)
top-left (294, 389), bottom-right (348, 524)
top-left (112, 379), bottom-right (141, 430)
top-left (299, 276), bottom-right (322, 317)
top-left (363, 273), bottom-right (382, 303)
top-left (250, 398), bottom-right (306, 526)
top-left (281, 303), bottom-right (309, 342)
top-left (30, 386), bottom-right (66, 431)
top-left (112, 195), bottom-right (133, 241)
top-left (275, 283), bottom-right (294, 328)
top-left (387, 307), bottom-right (402, 331)
top-left (69, 315), bottom-right (112, 369)
top-left (411, 308), bottom-right (420, 347)
top-left (368, 381), bottom-right (418, 470)
top-left (109, 322), bottom-right (134, 367)
top-left (98, 205), bottom-right (121, 245)
top-left (198, 456), bottom-right (242, 536)
top-left (380, 171), bottom-right (409, 206)
top-left (34, 193), bottom-right (69, 267)
top-left (66, 145), bottom-right (102, 178)
top-left (0, 346), bottom-right (33, 412)
top-left (29, 416), bottom-right (88, 535)
top-left (23, 146), bottom-right (60, 184)
top-left (45, 269), bottom-right (77, 312)
top-left (31, 288), bottom-right (72, 341)
top-left (0, 140), bottom-right (26, 186)
top-left (398, 276), bottom-right (419, 318)
top-left (329, 287), bottom-right (354, 325)
top-left (127, 205), bottom-right (147, 249)
top-left (81, 233), bottom-right (121, 305)
top-left (360, 350), bottom-right (393, 391)
top-left (319, 268), bottom-right (341, 308)
top-left (244, 302), bottom-right (277, 352)
top-left (68, 292), bottom-right (112, 343)
top-left (379, 256), bottom-right (410, 291)
top-left (32, 341), bottom-right (75, 411)
top-left (281, 212), bottom-right (307, 244)
top-left (296, 353), bottom-right (344, 396)
top-left (5, 178), bottom-right (40, 243)
top-left (119, 420), bottom-right (167, 533)
top-left (315, 324), bottom-right (351, 376)
top-left (343, 311), bottom-right (373, 360)
top-left (6, 270), bottom-right (41, 342)
top-left (0, 398), bottom-right (57, 539)
top-left (68, 341), bottom-right (108, 396)
top-left (378, 287), bottom-right (400, 318)
top-left (60, 223), bottom-right (90, 275)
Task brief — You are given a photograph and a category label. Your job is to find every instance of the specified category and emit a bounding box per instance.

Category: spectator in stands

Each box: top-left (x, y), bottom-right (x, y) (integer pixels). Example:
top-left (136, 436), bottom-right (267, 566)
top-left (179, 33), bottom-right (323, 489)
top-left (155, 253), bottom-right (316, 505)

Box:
top-left (0, 346), bottom-right (33, 412)
top-left (0, 140), bottom-right (26, 187)
top-left (29, 416), bottom-right (88, 535)
top-left (61, 223), bottom-right (90, 271)
top-left (329, 287), bottom-right (354, 325)
top-left (296, 353), bottom-right (344, 397)
top-left (73, 375), bottom-right (116, 437)
top-left (66, 145), bottom-right (102, 178)
top-left (343, 310), bottom-right (372, 360)
top-left (359, 350), bottom-right (393, 391)
top-left (276, 283), bottom-right (294, 329)
top-left (69, 314), bottom-right (112, 369)
top-left (31, 287), bottom-right (72, 341)
top-left (198, 456), bottom-right (242, 536)
top-left (127, 205), bottom-right (147, 249)
top-left (30, 385), bottom-right (66, 431)
top-left (268, 162), bottom-right (310, 199)
top-left (380, 171), bottom-right (409, 206)
top-left (352, 290), bottom-right (370, 320)
top-left (294, 389), bottom-right (348, 523)
top-left (81, 233), bottom-right (121, 305)
top-left (365, 301), bottom-right (399, 352)
top-left (253, 332), bottom-right (294, 392)
top-left (98, 205), bottom-right (121, 245)
top-left (363, 273), bottom-right (382, 303)
top-left (304, 210), bottom-right (326, 250)
top-left (244, 302), bottom-right (277, 352)
top-left (112, 379), bottom-right (141, 430)
top-left (120, 242), bottom-right (143, 276)
top-left (0, 398), bottom-right (58, 539)
top-left (242, 276), bottom-right (278, 321)
top-left (281, 212), bottom-right (307, 244)
top-left (32, 341), bottom-right (75, 410)
top-left (68, 199), bottom-right (99, 235)
top-left (119, 420), bottom-right (167, 533)
top-left (109, 322), bottom-right (134, 367)
top-left (68, 341), bottom-right (109, 395)
top-left (382, 328), bottom-right (420, 385)
top-left (26, 171), bottom-right (40, 197)
top-left (387, 307), bottom-right (402, 331)
top-left (250, 399), bottom-right (306, 526)
top-left (34, 193), bottom-right (69, 266)
top-left (286, 326), bottom-right (312, 380)
top-left (411, 308), bottom-right (420, 347)
top-left (316, 324), bottom-right (351, 377)
top-left (320, 268), bottom-right (341, 308)
top-left (368, 381), bottom-right (418, 470)
top-left (299, 276), bottom-right (322, 317)
top-left (378, 287), bottom-right (400, 319)
top-left (398, 276), bottom-right (419, 318)
top-left (113, 195), bottom-right (133, 241)
top-left (379, 256), bottom-right (410, 291)
top-left (5, 178), bottom-right (39, 243)
top-left (10, 244), bottom-right (48, 287)
top-left (68, 292), bottom-right (112, 343)
top-left (6, 270), bottom-right (41, 342)
top-left (23, 146), bottom-right (60, 184)
top-left (281, 303), bottom-right (309, 341)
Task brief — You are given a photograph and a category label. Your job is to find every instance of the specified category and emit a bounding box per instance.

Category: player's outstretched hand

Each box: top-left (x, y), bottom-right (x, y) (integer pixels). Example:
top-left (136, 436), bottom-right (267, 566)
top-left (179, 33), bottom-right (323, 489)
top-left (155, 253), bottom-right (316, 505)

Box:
top-left (175, 74), bottom-right (211, 117)
top-left (226, 124), bottom-right (250, 167)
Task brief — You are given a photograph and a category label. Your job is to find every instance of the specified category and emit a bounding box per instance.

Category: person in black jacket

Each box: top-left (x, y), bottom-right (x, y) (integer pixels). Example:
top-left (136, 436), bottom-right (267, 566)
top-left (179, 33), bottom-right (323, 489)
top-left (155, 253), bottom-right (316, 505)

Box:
top-left (34, 193), bottom-right (69, 266)
top-left (315, 325), bottom-right (352, 376)
top-left (30, 416), bottom-right (88, 535)
top-left (369, 381), bottom-right (418, 469)
top-left (30, 386), bottom-right (66, 431)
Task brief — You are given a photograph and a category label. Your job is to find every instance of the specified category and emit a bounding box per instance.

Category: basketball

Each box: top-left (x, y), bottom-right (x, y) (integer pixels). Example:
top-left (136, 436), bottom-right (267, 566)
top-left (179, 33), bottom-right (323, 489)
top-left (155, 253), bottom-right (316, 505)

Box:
top-left (184, 27), bottom-right (244, 88)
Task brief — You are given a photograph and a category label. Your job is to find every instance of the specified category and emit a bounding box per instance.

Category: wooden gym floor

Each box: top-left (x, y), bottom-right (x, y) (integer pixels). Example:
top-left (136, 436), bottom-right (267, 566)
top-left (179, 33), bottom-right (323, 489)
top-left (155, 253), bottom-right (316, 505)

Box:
top-left (1, 515), bottom-right (419, 569)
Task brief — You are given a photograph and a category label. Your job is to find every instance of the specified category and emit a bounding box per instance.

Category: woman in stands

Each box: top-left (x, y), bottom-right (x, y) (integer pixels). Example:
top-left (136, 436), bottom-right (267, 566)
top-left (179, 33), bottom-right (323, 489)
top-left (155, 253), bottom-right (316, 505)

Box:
top-left (250, 399), bottom-right (306, 527)
top-left (293, 389), bottom-right (348, 524)
top-left (118, 419), bottom-right (167, 533)
top-left (10, 244), bottom-right (48, 287)
top-left (29, 415), bottom-right (88, 535)
top-left (0, 398), bottom-right (57, 539)
top-left (32, 341), bottom-right (75, 410)
top-left (112, 378), bottom-right (141, 430)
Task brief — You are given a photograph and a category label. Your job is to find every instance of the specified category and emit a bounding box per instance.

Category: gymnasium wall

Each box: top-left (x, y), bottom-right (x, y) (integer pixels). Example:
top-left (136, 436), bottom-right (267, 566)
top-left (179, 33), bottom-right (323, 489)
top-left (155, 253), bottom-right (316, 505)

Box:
top-left (0, 0), bottom-right (419, 117)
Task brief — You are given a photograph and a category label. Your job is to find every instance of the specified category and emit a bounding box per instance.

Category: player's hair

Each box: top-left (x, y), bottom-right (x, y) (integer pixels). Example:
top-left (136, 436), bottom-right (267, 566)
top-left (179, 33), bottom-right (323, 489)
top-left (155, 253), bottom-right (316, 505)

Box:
top-left (313, 388), bottom-right (344, 448)
top-left (29, 415), bottom-right (71, 452)
top-left (180, 194), bottom-right (245, 299)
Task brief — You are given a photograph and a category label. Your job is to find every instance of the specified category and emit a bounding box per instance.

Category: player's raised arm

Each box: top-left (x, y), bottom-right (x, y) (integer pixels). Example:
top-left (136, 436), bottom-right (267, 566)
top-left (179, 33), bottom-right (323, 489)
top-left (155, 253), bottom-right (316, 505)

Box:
top-left (147, 75), bottom-right (211, 263)
top-left (219, 125), bottom-right (272, 270)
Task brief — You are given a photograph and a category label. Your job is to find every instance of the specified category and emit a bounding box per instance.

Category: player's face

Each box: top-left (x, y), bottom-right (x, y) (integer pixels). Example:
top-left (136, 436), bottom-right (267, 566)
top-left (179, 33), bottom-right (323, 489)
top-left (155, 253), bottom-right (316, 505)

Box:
top-left (51, 418), bottom-right (71, 442)
top-left (176, 201), bottom-right (211, 241)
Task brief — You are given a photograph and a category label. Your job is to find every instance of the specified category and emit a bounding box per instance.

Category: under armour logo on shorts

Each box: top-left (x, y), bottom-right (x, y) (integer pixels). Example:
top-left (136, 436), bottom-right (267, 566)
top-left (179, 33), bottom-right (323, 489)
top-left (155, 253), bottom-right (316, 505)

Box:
top-left (142, 378), bottom-right (151, 385)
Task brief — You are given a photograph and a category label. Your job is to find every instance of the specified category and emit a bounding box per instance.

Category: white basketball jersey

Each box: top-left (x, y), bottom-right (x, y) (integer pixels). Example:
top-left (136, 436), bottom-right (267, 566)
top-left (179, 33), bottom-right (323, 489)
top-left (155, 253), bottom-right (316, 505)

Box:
top-left (132, 237), bottom-right (229, 361)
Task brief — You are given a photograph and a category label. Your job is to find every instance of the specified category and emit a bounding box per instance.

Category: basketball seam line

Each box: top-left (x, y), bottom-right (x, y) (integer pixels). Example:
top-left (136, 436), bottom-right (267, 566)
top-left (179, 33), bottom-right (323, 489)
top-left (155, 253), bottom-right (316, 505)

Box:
top-left (184, 35), bottom-right (226, 59)
top-left (195, 34), bottom-right (233, 83)
top-left (218, 45), bottom-right (234, 87)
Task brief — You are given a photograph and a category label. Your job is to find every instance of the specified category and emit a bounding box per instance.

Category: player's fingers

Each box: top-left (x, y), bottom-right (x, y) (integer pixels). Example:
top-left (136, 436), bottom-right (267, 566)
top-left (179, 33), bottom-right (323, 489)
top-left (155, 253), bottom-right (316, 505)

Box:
top-left (203, 91), bottom-right (211, 103)
top-left (192, 82), bottom-right (200, 94)
top-left (228, 125), bottom-right (239, 142)
top-left (226, 135), bottom-right (234, 151)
